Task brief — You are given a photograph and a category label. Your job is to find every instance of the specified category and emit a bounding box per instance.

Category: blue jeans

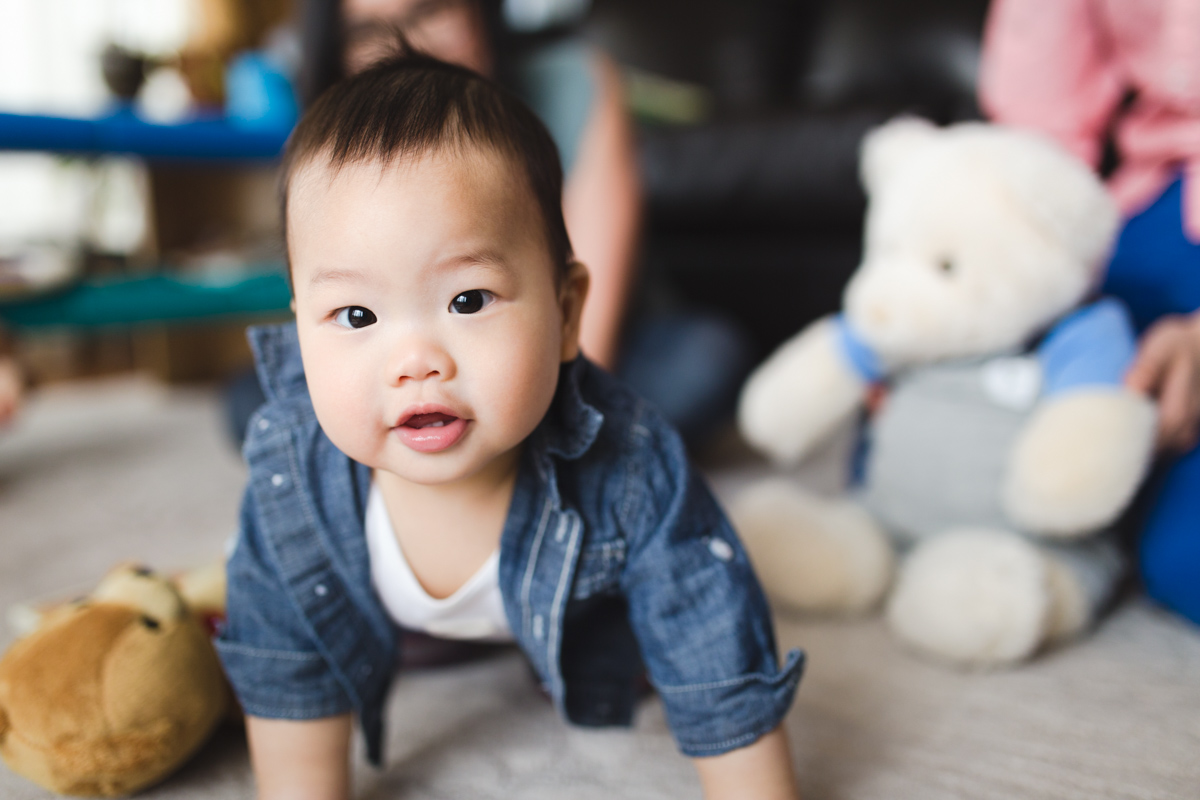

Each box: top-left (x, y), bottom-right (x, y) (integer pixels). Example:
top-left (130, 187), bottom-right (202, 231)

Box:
top-left (1103, 177), bottom-right (1200, 626)
top-left (1138, 447), bottom-right (1200, 625)
top-left (618, 312), bottom-right (755, 448)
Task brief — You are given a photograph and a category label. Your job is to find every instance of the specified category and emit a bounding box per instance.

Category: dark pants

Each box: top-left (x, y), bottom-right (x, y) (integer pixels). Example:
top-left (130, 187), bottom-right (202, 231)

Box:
top-left (1103, 177), bottom-right (1200, 626)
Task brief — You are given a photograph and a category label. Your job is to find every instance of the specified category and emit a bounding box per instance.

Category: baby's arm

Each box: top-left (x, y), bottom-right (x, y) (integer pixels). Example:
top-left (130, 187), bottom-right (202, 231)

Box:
top-left (618, 417), bottom-right (805, 798)
top-left (692, 726), bottom-right (800, 800)
top-left (246, 714), bottom-right (353, 800)
top-left (219, 487), bottom-right (365, 800)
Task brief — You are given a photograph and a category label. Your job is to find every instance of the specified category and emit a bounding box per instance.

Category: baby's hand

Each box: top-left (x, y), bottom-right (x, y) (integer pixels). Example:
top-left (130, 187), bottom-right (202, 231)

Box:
top-left (245, 714), bottom-right (352, 800)
top-left (692, 726), bottom-right (800, 800)
top-left (1125, 312), bottom-right (1200, 452)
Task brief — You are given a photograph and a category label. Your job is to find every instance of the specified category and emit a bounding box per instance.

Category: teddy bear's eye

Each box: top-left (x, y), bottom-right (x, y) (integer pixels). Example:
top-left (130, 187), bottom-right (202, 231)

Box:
top-left (938, 259), bottom-right (954, 275)
top-left (141, 616), bottom-right (161, 631)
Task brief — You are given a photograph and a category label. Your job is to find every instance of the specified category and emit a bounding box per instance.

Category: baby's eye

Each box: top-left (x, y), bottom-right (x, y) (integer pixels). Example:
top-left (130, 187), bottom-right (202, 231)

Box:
top-left (449, 290), bottom-right (495, 315)
top-left (333, 306), bottom-right (377, 329)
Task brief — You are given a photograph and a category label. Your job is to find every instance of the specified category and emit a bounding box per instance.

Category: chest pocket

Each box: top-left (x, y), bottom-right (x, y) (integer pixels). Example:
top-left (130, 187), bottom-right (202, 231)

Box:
top-left (571, 539), bottom-right (626, 600)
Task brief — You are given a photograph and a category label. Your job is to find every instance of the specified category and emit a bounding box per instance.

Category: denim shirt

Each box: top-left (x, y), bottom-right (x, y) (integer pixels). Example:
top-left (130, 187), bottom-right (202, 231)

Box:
top-left (216, 323), bottom-right (804, 764)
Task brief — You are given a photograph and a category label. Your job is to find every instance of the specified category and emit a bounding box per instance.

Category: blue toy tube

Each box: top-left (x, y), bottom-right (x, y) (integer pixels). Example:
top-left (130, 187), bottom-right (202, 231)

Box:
top-left (0, 110), bottom-right (289, 161)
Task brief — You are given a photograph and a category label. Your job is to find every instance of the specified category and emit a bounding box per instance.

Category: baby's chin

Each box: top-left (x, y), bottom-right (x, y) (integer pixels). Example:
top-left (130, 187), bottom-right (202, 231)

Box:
top-left (373, 441), bottom-right (524, 489)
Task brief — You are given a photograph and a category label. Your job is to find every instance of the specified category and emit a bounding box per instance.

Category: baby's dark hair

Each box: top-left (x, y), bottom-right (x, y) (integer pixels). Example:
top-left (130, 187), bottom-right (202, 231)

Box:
top-left (280, 50), bottom-right (573, 275)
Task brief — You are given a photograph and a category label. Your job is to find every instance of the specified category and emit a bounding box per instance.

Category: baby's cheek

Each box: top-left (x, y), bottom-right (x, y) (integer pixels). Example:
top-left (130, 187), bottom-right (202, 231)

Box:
top-left (485, 338), bottom-right (560, 439)
top-left (308, 361), bottom-right (377, 459)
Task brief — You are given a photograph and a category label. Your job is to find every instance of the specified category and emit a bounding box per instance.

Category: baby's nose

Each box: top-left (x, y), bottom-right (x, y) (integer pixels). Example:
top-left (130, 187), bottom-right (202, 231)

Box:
top-left (390, 339), bottom-right (454, 383)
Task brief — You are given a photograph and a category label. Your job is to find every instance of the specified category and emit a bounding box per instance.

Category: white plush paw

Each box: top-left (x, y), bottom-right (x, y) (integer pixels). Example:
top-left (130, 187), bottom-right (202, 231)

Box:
top-left (886, 530), bottom-right (1050, 667)
top-left (738, 317), bottom-right (867, 465)
top-left (1003, 388), bottom-right (1157, 537)
top-left (730, 479), bottom-right (894, 614)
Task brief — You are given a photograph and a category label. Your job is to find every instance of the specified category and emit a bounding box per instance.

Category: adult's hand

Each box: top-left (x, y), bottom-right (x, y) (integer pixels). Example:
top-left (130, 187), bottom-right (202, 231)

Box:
top-left (1125, 312), bottom-right (1200, 452)
top-left (0, 356), bottom-right (21, 427)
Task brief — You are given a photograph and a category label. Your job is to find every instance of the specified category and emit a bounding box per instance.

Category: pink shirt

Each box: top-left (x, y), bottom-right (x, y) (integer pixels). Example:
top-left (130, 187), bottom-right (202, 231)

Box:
top-left (979, 0), bottom-right (1200, 242)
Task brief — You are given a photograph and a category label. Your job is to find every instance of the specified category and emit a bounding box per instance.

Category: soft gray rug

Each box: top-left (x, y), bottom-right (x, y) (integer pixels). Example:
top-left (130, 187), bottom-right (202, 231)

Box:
top-left (1, 378), bottom-right (1197, 799)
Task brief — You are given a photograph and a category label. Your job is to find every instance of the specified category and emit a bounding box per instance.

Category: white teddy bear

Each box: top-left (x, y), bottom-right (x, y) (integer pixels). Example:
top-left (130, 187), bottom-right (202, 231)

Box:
top-left (732, 118), bottom-right (1158, 667)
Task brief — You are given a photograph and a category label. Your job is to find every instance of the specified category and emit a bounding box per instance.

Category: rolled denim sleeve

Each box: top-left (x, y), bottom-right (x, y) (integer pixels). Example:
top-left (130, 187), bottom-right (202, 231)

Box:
top-left (215, 487), bottom-right (355, 721)
top-left (619, 415), bottom-right (804, 757)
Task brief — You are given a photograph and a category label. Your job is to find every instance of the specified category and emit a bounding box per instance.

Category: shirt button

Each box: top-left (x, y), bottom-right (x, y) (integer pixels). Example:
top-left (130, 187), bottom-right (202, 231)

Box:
top-left (271, 474), bottom-right (285, 487)
top-left (257, 418), bottom-right (271, 431)
top-left (708, 538), bottom-right (735, 562)
top-left (314, 583), bottom-right (328, 597)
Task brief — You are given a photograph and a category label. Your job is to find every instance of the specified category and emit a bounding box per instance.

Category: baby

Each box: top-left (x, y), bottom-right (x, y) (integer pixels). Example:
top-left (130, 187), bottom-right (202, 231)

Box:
top-left (216, 51), bottom-right (803, 800)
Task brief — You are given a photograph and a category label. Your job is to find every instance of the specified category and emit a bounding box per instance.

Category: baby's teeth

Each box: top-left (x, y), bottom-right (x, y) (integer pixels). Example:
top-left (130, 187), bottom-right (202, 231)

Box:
top-left (429, 421), bottom-right (445, 427)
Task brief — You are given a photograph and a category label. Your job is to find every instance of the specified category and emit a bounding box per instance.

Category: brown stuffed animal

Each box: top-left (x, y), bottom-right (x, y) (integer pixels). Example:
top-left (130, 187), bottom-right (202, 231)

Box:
top-left (0, 564), bottom-right (230, 797)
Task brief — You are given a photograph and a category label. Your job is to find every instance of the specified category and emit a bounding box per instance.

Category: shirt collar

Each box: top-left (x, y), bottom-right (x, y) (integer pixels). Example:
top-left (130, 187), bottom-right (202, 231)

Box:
top-left (248, 322), bottom-right (604, 460)
top-left (533, 356), bottom-right (605, 461)
top-left (248, 323), bottom-right (308, 403)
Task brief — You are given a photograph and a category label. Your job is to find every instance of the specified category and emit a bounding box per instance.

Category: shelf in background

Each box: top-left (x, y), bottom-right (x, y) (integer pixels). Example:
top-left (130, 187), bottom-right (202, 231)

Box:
top-left (0, 266), bottom-right (292, 330)
top-left (0, 110), bottom-right (290, 160)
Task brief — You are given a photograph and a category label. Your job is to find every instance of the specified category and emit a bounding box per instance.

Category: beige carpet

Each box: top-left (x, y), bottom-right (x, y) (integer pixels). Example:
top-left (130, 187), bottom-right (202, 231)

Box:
top-left (1, 377), bottom-right (1198, 799)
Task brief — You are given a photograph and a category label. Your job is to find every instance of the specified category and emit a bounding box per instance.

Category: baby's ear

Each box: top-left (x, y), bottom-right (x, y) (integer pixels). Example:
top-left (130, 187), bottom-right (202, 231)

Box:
top-left (988, 125), bottom-right (1121, 274)
top-left (559, 260), bottom-right (590, 362)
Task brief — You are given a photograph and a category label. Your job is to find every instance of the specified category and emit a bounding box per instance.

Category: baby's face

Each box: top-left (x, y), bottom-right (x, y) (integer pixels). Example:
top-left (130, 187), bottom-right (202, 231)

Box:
top-left (288, 147), bottom-right (585, 487)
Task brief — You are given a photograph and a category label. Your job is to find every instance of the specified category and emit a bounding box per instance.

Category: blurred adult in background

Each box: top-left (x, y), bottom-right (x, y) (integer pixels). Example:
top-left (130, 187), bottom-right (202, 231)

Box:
top-left (344, 0), bottom-right (641, 371)
top-left (337, 0), bottom-right (755, 446)
top-left (980, 0), bottom-right (1200, 626)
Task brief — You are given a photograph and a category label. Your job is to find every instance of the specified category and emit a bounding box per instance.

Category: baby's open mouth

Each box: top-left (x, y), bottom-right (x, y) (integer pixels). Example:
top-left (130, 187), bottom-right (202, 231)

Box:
top-left (393, 408), bottom-right (468, 452)
top-left (401, 412), bottom-right (458, 429)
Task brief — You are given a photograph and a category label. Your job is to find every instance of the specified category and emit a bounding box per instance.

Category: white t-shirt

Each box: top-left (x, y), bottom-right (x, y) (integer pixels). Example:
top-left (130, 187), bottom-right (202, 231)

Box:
top-left (364, 482), bottom-right (513, 642)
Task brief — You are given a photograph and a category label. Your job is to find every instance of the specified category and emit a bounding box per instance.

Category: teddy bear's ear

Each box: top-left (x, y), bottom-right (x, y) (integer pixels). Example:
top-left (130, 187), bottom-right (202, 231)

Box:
top-left (92, 564), bottom-right (185, 623)
top-left (988, 126), bottom-right (1120, 275)
top-left (859, 117), bottom-right (939, 195)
